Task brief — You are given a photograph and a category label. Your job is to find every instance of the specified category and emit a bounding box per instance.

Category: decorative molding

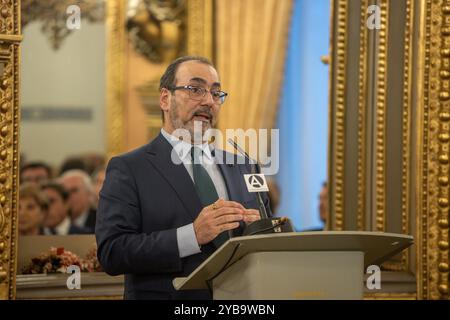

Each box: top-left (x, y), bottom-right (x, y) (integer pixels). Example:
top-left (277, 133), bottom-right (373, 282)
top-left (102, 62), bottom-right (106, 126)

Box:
top-left (399, 0), bottom-right (413, 274)
top-left (381, 0), bottom-right (414, 274)
top-left (0, 0), bottom-right (20, 301)
top-left (416, 0), bottom-right (429, 300)
top-left (333, 0), bottom-right (348, 231)
top-left (0, 35), bottom-right (22, 43)
top-left (433, 0), bottom-right (450, 299)
top-left (187, 0), bottom-right (213, 60)
top-left (374, 0), bottom-right (389, 232)
top-left (126, 0), bottom-right (187, 63)
top-left (0, 0), bottom-right (15, 36)
top-left (326, 0), bottom-right (335, 232)
top-left (418, 0), bottom-right (450, 300)
top-left (435, 0), bottom-right (450, 299)
top-left (106, 0), bottom-right (126, 159)
top-left (357, 0), bottom-right (369, 231)
top-left (364, 292), bottom-right (417, 300)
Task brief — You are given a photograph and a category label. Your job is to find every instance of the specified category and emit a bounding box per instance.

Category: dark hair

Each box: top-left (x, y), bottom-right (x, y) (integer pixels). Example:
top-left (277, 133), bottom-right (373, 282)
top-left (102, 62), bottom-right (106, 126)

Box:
top-left (159, 56), bottom-right (214, 122)
top-left (20, 162), bottom-right (52, 179)
top-left (41, 182), bottom-right (69, 202)
top-left (19, 183), bottom-right (49, 211)
top-left (59, 156), bottom-right (87, 176)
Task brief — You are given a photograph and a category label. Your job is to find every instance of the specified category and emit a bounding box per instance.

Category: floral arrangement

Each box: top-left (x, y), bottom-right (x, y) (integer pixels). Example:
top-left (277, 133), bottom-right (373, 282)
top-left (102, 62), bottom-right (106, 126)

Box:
top-left (80, 246), bottom-right (103, 273)
top-left (22, 246), bottom-right (102, 274)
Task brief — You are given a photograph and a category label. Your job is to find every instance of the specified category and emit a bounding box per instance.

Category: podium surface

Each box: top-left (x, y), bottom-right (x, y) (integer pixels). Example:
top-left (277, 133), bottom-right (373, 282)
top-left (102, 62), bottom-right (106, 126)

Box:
top-left (173, 231), bottom-right (413, 299)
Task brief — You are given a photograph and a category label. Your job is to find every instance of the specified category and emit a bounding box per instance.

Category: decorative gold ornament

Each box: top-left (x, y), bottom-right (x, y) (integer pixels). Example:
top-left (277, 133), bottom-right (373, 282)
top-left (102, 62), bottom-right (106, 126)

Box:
top-left (126, 0), bottom-right (186, 63)
top-left (21, 0), bottom-right (105, 50)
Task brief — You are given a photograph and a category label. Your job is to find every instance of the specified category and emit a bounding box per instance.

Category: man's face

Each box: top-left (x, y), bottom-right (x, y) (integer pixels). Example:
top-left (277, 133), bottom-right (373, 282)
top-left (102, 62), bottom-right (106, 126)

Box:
top-left (21, 167), bottom-right (49, 186)
top-left (43, 188), bottom-right (69, 228)
top-left (161, 61), bottom-right (222, 141)
top-left (61, 176), bottom-right (91, 219)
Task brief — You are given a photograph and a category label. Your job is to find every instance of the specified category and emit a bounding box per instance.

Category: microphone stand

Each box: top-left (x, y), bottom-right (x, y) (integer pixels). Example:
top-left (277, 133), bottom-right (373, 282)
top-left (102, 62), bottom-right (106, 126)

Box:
top-left (227, 139), bottom-right (294, 235)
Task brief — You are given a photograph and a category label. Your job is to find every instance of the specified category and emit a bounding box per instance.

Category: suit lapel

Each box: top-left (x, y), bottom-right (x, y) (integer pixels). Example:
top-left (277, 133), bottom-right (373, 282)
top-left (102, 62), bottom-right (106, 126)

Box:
top-left (215, 151), bottom-right (250, 235)
top-left (215, 151), bottom-right (246, 203)
top-left (146, 134), bottom-right (202, 221)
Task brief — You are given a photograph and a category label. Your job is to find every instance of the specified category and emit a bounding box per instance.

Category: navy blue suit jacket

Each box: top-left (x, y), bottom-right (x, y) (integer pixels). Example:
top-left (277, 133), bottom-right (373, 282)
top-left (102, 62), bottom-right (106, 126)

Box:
top-left (95, 133), bottom-right (271, 300)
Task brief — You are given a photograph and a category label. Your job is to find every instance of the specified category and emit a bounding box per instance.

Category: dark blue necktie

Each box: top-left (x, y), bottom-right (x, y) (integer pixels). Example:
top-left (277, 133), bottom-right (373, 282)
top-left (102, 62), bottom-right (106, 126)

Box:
top-left (191, 147), bottom-right (229, 248)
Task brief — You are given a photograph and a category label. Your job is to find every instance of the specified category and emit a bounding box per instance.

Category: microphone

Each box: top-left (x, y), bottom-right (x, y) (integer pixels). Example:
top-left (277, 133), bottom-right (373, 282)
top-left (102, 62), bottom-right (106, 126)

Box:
top-left (227, 139), bottom-right (294, 235)
top-left (227, 138), bottom-right (268, 219)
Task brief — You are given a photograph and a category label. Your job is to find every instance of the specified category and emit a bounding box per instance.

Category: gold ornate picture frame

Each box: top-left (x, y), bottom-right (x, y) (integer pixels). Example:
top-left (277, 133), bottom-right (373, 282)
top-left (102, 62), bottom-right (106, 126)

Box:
top-left (0, 0), bottom-right (21, 300)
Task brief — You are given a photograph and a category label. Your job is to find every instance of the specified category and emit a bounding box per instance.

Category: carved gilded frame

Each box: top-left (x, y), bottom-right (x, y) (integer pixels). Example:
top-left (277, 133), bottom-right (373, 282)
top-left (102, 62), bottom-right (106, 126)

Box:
top-left (105, 0), bottom-right (126, 159)
top-left (329, 0), bottom-right (450, 299)
top-left (416, 0), bottom-right (450, 300)
top-left (0, 0), bottom-right (21, 300)
top-left (329, 0), bottom-right (348, 231)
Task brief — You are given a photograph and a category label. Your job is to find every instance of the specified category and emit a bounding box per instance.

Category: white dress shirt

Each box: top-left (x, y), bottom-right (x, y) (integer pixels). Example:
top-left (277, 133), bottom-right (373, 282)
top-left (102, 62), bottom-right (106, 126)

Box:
top-left (43, 216), bottom-right (71, 235)
top-left (161, 128), bottom-right (229, 258)
top-left (73, 209), bottom-right (89, 228)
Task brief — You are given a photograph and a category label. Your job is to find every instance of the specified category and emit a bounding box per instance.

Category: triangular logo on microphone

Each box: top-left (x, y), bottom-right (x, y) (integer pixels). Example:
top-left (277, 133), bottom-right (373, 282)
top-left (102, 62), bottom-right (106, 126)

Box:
top-left (244, 174), bottom-right (269, 192)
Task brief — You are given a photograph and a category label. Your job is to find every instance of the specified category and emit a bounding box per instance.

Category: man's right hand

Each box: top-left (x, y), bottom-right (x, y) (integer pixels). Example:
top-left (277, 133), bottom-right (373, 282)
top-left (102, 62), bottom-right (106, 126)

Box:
top-left (193, 199), bottom-right (244, 246)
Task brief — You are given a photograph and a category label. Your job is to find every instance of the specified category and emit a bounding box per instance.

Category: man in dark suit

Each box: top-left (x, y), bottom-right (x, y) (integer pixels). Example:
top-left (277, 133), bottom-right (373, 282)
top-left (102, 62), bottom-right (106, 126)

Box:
top-left (60, 170), bottom-right (97, 233)
top-left (41, 182), bottom-right (92, 235)
top-left (96, 56), bottom-right (271, 300)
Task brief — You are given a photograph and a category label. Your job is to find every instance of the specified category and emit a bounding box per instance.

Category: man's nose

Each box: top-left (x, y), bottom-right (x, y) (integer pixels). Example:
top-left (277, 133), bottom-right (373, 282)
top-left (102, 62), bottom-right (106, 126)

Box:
top-left (202, 90), bottom-right (215, 106)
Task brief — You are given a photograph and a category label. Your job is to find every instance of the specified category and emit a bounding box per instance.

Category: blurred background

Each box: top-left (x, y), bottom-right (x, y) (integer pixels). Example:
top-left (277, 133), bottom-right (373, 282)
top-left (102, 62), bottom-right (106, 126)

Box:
top-left (19, 0), bottom-right (331, 236)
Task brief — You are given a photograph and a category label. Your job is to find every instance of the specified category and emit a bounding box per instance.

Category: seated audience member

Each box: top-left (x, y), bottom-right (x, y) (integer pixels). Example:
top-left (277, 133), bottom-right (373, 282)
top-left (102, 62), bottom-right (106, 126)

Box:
top-left (83, 153), bottom-right (106, 176)
top-left (19, 184), bottom-right (48, 236)
top-left (92, 166), bottom-right (106, 208)
top-left (20, 162), bottom-right (52, 186)
top-left (41, 182), bottom-right (90, 235)
top-left (60, 170), bottom-right (96, 232)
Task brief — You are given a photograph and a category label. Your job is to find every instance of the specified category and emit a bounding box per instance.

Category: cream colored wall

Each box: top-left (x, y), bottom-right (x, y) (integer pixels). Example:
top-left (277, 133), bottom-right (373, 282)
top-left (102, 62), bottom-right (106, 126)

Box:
top-left (20, 21), bottom-right (106, 170)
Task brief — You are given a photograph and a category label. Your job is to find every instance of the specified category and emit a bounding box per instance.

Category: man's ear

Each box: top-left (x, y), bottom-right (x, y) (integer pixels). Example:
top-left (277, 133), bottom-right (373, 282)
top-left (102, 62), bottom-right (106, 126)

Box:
top-left (160, 88), bottom-right (170, 112)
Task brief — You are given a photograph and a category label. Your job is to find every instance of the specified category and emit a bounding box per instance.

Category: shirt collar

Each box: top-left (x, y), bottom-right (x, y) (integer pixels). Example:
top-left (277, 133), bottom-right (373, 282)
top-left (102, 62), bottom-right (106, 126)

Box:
top-left (161, 128), bottom-right (214, 161)
top-left (55, 216), bottom-right (71, 235)
top-left (74, 210), bottom-right (89, 227)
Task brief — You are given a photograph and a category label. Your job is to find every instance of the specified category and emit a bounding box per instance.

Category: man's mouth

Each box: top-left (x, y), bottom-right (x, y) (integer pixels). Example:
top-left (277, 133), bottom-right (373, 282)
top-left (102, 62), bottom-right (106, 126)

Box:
top-left (192, 112), bottom-right (212, 122)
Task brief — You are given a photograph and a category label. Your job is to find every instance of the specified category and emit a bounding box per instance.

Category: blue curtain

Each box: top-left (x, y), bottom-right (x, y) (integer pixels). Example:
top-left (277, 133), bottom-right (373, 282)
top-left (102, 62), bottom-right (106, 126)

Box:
top-left (275, 0), bottom-right (330, 231)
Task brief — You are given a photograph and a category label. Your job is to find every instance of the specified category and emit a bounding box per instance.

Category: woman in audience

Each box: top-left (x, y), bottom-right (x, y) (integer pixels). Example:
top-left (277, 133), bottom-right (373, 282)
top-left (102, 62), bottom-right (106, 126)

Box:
top-left (18, 183), bottom-right (48, 236)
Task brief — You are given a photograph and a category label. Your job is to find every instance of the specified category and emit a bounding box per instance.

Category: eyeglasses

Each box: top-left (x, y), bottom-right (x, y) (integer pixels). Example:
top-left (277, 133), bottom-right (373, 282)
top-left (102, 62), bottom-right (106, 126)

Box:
top-left (169, 85), bottom-right (228, 105)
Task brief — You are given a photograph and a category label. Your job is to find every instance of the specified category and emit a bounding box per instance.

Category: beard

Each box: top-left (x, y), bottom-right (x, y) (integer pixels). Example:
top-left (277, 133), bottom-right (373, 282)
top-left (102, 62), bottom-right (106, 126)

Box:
top-left (168, 97), bottom-right (217, 143)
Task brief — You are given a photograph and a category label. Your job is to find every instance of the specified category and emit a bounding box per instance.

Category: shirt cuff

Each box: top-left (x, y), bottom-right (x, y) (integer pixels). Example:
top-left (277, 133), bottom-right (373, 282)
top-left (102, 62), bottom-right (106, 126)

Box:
top-left (177, 223), bottom-right (201, 258)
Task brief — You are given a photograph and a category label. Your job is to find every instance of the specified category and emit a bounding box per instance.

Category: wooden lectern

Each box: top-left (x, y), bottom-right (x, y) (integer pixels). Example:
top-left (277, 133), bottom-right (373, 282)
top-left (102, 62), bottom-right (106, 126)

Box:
top-left (173, 231), bottom-right (413, 300)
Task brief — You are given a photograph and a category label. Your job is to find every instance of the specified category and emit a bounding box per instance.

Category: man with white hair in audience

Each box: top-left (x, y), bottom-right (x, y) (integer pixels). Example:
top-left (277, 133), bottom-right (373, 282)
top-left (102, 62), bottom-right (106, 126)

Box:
top-left (60, 169), bottom-right (96, 233)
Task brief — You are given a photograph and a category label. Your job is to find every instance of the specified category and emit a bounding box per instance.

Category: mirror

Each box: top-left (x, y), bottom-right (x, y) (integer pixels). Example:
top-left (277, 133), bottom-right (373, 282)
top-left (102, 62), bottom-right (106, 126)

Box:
top-left (20, 1), bottom-right (106, 168)
top-left (17, 0), bottom-right (107, 289)
top-left (15, 0), bottom-right (194, 299)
